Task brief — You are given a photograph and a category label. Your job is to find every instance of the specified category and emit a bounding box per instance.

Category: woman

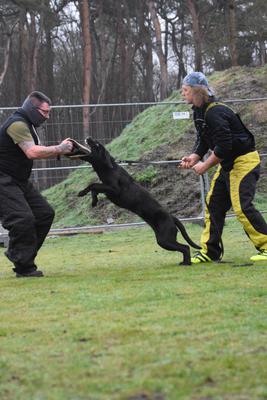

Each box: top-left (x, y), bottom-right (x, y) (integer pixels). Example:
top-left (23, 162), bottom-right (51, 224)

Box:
top-left (180, 71), bottom-right (267, 263)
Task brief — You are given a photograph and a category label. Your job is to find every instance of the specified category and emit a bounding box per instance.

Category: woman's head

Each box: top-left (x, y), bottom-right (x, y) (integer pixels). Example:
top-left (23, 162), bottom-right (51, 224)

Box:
top-left (182, 72), bottom-right (214, 107)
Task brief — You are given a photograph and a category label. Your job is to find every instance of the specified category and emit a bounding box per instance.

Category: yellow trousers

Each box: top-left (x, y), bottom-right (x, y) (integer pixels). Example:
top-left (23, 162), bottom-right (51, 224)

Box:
top-left (201, 151), bottom-right (267, 259)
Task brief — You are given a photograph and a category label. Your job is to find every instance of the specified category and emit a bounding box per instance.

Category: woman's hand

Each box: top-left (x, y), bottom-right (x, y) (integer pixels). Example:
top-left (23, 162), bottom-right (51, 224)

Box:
top-left (180, 153), bottom-right (201, 169)
top-left (192, 152), bottom-right (222, 175)
top-left (192, 161), bottom-right (208, 175)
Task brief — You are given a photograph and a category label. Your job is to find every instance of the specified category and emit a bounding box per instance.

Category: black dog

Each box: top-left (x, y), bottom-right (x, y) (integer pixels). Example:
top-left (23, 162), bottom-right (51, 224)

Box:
top-left (77, 138), bottom-right (201, 265)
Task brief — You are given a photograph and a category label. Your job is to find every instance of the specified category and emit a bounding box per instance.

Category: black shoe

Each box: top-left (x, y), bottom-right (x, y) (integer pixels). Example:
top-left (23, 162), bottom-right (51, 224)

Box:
top-left (16, 270), bottom-right (44, 278)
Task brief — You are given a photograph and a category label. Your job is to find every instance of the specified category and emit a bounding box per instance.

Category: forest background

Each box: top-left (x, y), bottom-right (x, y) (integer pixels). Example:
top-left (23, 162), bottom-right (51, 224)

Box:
top-left (0, 0), bottom-right (266, 111)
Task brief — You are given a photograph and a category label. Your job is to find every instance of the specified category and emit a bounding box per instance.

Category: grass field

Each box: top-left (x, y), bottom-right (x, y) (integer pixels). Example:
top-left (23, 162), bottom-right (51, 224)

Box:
top-left (0, 220), bottom-right (266, 400)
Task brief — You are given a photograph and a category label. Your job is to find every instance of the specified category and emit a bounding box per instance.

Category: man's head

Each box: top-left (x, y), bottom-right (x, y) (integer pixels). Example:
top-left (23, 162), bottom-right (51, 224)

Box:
top-left (22, 91), bottom-right (52, 127)
top-left (182, 72), bottom-right (214, 107)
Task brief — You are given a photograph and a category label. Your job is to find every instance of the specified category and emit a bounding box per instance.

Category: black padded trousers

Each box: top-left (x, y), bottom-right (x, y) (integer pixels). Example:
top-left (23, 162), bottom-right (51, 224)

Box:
top-left (0, 172), bottom-right (55, 273)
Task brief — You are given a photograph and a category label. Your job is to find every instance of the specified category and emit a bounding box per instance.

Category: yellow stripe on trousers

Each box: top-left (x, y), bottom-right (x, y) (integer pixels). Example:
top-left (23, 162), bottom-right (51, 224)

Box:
top-left (201, 165), bottom-right (222, 253)
top-left (230, 151), bottom-right (267, 249)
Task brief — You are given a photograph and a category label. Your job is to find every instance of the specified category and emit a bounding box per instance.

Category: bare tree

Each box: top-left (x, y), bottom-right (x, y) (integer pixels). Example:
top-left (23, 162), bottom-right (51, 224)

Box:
top-left (28, 12), bottom-right (44, 91)
top-left (146, 0), bottom-right (168, 100)
top-left (225, 0), bottom-right (238, 66)
top-left (0, 34), bottom-right (11, 88)
top-left (186, 0), bottom-right (202, 71)
top-left (136, 2), bottom-right (154, 101)
top-left (0, 10), bottom-right (18, 91)
top-left (78, 0), bottom-right (92, 138)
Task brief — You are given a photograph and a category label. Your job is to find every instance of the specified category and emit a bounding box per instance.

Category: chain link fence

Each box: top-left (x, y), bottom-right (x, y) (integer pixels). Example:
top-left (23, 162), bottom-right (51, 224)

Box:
top-left (0, 102), bottom-right (153, 190)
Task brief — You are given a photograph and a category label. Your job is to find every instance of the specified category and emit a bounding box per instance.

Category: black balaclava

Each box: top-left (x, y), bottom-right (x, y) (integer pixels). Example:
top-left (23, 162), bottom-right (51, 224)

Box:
top-left (21, 91), bottom-right (51, 127)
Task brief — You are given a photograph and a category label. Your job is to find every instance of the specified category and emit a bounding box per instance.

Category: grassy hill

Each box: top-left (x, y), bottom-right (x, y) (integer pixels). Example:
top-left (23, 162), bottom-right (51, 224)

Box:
top-left (44, 65), bottom-right (267, 228)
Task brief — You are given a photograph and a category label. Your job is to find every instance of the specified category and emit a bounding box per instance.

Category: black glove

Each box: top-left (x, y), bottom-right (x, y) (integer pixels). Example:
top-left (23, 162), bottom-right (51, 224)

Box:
top-left (65, 139), bottom-right (91, 159)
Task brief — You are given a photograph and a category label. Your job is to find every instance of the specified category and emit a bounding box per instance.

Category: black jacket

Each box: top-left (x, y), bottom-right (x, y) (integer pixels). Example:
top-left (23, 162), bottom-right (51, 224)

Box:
top-left (0, 109), bottom-right (39, 181)
top-left (192, 101), bottom-right (255, 171)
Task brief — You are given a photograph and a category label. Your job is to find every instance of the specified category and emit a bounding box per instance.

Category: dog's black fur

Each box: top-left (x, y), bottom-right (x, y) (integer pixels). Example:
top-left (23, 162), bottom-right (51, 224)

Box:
top-left (78, 138), bottom-right (201, 265)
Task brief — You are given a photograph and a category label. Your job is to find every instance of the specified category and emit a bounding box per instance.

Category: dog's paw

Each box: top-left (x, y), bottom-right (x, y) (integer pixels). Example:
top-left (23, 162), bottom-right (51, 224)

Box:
top-left (78, 190), bottom-right (87, 197)
top-left (179, 261), bottom-right (191, 266)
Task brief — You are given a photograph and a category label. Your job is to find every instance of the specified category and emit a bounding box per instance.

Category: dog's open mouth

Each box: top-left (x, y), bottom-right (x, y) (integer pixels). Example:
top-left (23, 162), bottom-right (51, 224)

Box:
top-left (66, 139), bottom-right (91, 159)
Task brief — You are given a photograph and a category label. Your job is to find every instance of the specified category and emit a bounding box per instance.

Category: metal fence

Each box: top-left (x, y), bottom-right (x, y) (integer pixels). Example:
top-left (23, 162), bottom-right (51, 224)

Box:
top-left (0, 98), bottom-right (266, 230)
top-left (0, 102), bottom-right (153, 190)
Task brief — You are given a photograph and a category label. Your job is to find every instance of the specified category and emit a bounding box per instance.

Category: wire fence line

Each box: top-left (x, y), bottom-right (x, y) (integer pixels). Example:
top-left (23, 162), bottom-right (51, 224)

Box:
top-left (31, 154), bottom-right (267, 172)
top-left (1, 96), bottom-right (267, 112)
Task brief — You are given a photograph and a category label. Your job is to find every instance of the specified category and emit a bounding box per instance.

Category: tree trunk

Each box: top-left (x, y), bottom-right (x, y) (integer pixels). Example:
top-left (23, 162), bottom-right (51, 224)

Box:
top-left (258, 37), bottom-right (267, 65)
top-left (226, 0), bottom-right (238, 66)
top-left (186, 0), bottom-right (202, 71)
top-left (117, 17), bottom-right (136, 102)
top-left (143, 24), bottom-right (154, 101)
top-left (0, 11), bottom-right (19, 91)
top-left (29, 13), bottom-right (43, 92)
top-left (135, 2), bottom-right (154, 101)
top-left (17, 9), bottom-right (28, 101)
top-left (0, 35), bottom-right (11, 88)
top-left (78, 0), bottom-right (92, 139)
top-left (146, 0), bottom-right (168, 100)
top-left (44, 27), bottom-right (55, 101)
top-left (164, 18), bottom-right (168, 64)
top-left (170, 18), bottom-right (187, 88)
top-left (117, 16), bottom-right (128, 102)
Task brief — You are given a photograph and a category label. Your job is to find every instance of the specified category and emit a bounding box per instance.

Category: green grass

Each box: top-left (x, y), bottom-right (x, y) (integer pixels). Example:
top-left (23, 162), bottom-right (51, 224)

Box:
top-left (108, 101), bottom-right (190, 160)
top-left (0, 220), bottom-right (266, 400)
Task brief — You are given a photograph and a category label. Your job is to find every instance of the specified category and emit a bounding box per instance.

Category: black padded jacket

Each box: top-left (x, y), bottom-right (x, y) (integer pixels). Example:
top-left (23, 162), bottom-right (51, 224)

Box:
top-left (192, 101), bottom-right (255, 171)
top-left (0, 109), bottom-right (40, 181)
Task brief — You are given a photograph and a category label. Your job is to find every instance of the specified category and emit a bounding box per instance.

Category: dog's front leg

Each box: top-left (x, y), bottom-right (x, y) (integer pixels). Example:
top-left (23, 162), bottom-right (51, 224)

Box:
top-left (78, 184), bottom-right (98, 207)
top-left (78, 182), bottom-right (111, 196)
top-left (79, 182), bottom-right (119, 207)
top-left (91, 190), bottom-right (98, 207)
top-left (78, 184), bottom-right (93, 197)
top-left (79, 183), bottom-right (115, 196)
top-left (81, 183), bottom-right (119, 197)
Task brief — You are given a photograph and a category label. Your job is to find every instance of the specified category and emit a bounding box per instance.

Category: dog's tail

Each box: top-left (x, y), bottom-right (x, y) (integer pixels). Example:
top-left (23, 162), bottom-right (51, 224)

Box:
top-left (173, 216), bottom-right (201, 249)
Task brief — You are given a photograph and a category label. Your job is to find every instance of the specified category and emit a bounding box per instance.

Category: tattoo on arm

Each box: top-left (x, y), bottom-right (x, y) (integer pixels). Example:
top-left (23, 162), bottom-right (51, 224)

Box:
top-left (18, 141), bottom-right (35, 154)
top-left (18, 140), bottom-right (72, 159)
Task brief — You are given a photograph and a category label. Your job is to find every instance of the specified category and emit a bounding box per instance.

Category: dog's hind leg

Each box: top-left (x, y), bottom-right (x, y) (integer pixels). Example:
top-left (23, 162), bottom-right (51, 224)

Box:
top-left (157, 239), bottom-right (191, 265)
top-left (153, 227), bottom-right (191, 265)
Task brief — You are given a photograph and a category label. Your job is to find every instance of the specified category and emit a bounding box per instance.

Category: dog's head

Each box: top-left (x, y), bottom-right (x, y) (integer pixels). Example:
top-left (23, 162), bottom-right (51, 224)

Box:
top-left (85, 137), bottom-right (114, 169)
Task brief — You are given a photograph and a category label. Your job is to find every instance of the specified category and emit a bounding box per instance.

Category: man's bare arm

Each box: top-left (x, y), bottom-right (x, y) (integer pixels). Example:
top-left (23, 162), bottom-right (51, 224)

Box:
top-left (18, 139), bottom-right (73, 159)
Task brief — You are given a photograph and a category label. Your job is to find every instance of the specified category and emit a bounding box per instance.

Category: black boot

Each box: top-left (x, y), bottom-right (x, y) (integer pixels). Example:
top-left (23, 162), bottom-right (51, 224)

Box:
top-left (13, 263), bottom-right (44, 278)
top-left (15, 270), bottom-right (44, 278)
